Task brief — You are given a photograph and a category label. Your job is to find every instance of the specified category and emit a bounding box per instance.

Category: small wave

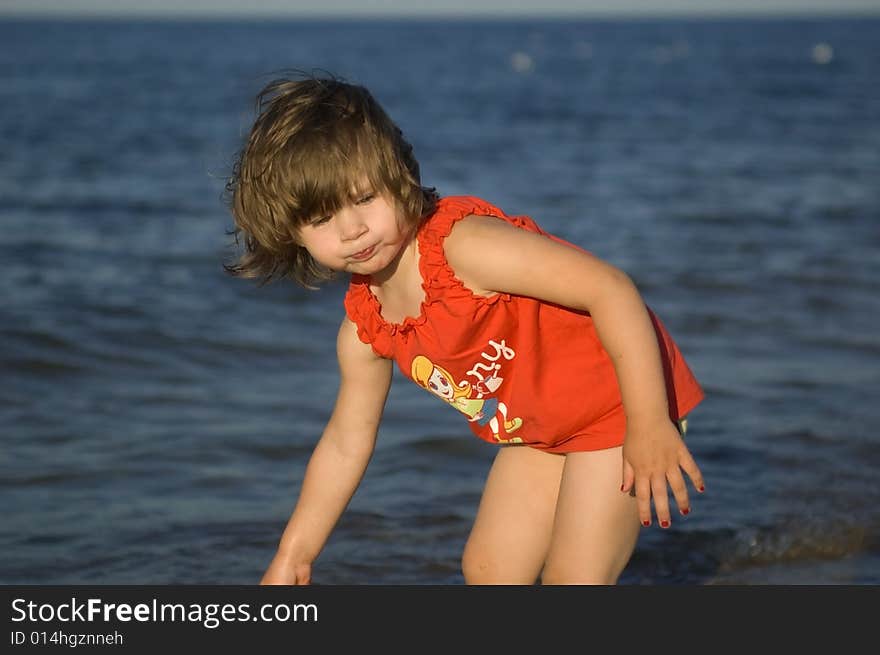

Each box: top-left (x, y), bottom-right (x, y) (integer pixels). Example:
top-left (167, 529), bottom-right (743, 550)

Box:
top-left (682, 518), bottom-right (875, 584)
top-left (627, 516), bottom-right (878, 585)
top-left (674, 275), bottom-right (754, 294)
top-left (1, 196), bottom-right (206, 219)
top-left (227, 441), bottom-right (313, 461)
top-left (769, 427), bottom-right (843, 447)
top-left (5, 357), bottom-right (84, 376)
top-left (792, 335), bottom-right (880, 358)
top-left (21, 533), bottom-right (77, 546)
top-left (671, 210), bottom-right (794, 228)
top-left (0, 470), bottom-right (102, 488)
top-left (779, 270), bottom-right (879, 292)
top-left (720, 522), bottom-right (871, 569)
top-left (703, 522), bottom-right (877, 585)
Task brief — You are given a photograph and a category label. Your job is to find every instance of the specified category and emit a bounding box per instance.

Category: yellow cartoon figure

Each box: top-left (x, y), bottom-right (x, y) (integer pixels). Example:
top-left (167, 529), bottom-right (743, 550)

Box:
top-left (411, 355), bottom-right (523, 443)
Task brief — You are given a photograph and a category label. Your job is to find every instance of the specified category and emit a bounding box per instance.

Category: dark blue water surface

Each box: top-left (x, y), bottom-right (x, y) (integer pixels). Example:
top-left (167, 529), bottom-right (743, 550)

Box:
top-left (2, 17), bottom-right (878, 584)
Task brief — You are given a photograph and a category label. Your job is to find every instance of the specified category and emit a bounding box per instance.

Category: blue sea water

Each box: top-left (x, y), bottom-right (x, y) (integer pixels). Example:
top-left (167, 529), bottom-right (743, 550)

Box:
top-left (1, 16), bottom-right (878, 585)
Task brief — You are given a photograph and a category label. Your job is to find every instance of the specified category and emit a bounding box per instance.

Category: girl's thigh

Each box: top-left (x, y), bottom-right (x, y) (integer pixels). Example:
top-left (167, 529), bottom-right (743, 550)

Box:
top-left (462, 445), bottom-right (564, 584)
top-left (542, 445), bottom-right (640, 584)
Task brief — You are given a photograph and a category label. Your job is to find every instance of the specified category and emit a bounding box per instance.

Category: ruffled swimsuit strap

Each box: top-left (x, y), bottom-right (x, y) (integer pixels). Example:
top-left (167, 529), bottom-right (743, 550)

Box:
top-left (417, 196), bottom-right (513, 305)
top-left (343, 275), bottom-right (396, 358)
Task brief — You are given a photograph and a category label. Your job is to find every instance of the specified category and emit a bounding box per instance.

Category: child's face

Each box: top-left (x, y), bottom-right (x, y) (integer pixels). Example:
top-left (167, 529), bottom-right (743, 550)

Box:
top-left (296, 187), bottom-right (411, 276)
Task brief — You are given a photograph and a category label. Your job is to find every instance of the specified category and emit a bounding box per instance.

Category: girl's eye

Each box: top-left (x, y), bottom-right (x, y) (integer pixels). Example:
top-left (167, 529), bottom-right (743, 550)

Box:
top-left (310, 215), bottom-right (331, 226)
top-left (356, 193), bottom-right (375, 205)
top-left (429, 382), bottom-right (437, 391)
top-left (440, 378), bottom-right (449, 387)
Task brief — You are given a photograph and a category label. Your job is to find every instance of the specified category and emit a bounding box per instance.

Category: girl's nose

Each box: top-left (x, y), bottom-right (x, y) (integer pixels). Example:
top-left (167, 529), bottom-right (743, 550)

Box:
top-left (337, 208), bottom-right (368, 241)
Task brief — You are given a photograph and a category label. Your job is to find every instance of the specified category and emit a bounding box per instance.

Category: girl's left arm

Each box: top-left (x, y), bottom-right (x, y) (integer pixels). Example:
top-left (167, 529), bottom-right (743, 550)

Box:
top-left (444, 214), bottom-right (705, 528)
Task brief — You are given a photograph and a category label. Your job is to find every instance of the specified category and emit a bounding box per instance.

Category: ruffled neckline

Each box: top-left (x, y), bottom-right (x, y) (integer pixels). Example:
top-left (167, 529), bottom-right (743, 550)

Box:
top-left (349, 273), bottom-right (430, 336)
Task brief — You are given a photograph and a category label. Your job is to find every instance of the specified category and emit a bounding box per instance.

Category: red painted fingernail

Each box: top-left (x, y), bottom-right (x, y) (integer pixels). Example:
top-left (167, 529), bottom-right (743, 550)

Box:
top-left (642, 520), bottom-right (651, 527)
top-left (698, 485), bottom-right (705, 492)
top-left (660, 520), bottom-right (670, 528)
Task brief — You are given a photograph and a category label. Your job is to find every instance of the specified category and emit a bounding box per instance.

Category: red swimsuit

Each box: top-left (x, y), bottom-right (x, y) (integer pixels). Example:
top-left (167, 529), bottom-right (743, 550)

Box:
top-left (344, 196), bottom-right (704, 453)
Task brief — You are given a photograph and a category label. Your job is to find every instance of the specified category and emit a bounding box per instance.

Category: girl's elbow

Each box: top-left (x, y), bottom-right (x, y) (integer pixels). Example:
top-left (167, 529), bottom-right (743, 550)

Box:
top-left (583, 268), bottom-right (644, 316)
top-left (603, 266), bottom-right (641, 300)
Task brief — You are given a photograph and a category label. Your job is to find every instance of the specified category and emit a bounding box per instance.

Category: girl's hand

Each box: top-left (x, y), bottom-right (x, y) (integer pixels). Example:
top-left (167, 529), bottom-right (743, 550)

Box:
top-left (260, 551), bottom-right (312, 585)
top-left (620, 418), bottom-right (704, 528)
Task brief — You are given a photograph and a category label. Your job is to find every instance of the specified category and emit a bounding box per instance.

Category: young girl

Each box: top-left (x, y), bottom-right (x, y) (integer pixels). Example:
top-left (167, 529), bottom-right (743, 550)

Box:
top-left (225, 74), bottom-right (705, 585)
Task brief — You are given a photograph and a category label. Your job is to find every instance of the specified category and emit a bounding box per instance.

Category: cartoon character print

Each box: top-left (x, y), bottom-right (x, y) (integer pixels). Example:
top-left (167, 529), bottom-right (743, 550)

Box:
top-left (410, 355), bottom-right (523, 444)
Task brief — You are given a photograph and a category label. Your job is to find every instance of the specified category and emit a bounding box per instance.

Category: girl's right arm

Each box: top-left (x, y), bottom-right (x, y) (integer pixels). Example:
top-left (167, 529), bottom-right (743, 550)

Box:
top-left (260, 317), bottom-right (392, 585)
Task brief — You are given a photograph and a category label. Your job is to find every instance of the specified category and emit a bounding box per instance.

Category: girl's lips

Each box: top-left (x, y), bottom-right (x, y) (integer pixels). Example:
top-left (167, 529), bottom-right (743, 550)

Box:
top-left (349, 244), bottom-right (377, 261)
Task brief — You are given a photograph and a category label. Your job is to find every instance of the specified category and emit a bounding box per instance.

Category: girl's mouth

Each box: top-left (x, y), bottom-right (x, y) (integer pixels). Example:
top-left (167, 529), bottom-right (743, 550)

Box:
top-left (350, 245), bottom-right (376, 261)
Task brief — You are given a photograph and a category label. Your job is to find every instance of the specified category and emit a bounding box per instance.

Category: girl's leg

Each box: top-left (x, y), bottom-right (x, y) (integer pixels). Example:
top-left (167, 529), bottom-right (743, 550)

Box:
top-left (541, 446), bottom-right (641, 584)
top-left (462, 445), bottom-right (564, 584)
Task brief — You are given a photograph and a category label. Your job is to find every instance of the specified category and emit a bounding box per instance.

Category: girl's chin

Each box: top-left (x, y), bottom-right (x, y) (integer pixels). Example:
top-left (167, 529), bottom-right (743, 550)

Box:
top-left (346, 260), bottom-right (383, 275)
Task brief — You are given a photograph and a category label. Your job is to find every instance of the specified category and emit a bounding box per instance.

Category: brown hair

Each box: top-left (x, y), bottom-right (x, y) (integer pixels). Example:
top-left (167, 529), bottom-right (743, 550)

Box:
top-left (224, 72), bottom-right (437, 287)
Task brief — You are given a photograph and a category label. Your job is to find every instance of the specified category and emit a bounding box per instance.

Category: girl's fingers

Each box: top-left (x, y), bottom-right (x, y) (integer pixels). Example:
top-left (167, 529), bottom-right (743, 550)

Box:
top-left (621, 460), bottom-right (635, 494)
top-left (651, 476), bottom-right (672, 528)
top-left (679, 448), bottom-right (706, 494)
top-left (634, 476), bottom-right (653, 527)
top-left (666, 468), bottom-right (691, 516)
